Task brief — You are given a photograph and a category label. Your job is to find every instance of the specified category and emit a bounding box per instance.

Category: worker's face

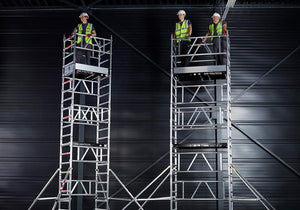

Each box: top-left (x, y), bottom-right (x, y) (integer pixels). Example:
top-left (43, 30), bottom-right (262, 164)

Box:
top-left (213, 16), bottom-right (220, 24)
top-left (178, 14), bottom-right (185, 22)
top-left (80, 16), bottom-right (88, 24)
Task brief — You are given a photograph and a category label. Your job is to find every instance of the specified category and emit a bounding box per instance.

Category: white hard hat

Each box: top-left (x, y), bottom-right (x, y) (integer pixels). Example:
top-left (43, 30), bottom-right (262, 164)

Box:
top-left (79, 12), bottom-right (89, 18)
top-left (177, 10), bottom-right (186, 15)
top-left (211, 12), bottom-right (221, 18)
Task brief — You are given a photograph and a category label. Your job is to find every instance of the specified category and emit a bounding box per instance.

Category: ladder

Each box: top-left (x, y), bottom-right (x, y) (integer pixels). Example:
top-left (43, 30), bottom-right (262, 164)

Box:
top-left (170, 34), bottom-right (233, 210)
top-left (28, 33), bottom-right (112, 210)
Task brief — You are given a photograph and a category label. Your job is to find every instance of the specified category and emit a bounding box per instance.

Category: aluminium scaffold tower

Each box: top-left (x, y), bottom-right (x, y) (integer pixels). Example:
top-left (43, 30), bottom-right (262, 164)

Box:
top-left (28, 33), bottom-right (112, 210)
top-left (170, 33), bottom-right (233, 210)
top-left (170, 32), bottom-right (276, 210)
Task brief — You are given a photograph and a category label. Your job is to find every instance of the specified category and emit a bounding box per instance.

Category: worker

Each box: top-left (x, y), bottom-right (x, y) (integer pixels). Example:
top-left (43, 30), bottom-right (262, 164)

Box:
top-left (174, 10), bottom-right (192, 67)
top-left (71, 12), bottom-right (96, 65)
top-left (202, 12), bottom-right (227, 65)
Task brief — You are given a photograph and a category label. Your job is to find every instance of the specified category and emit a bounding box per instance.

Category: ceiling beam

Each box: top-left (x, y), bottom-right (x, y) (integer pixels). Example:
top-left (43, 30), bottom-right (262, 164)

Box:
top-left (88, 0), bottom-right (104, 8)
top-left (222, 0), bottom-right (236, 21)
top-left (58, 0), bottom-right (80, 9)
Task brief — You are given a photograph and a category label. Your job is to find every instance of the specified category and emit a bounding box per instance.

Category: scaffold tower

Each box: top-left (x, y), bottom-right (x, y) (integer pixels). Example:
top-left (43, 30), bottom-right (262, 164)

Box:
top-left (170, 32), bottom-right (276, 210)
top-left (28, 33), bottom-right (112, 210)
top-left (170, 33), bottom-right (233, 209)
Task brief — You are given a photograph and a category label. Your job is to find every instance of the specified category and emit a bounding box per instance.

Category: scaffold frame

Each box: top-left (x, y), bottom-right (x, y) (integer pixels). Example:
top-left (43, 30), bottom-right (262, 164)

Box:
top-left (170, 33), bottom-right (232, 210)
top-left (28, 34), bottom-right (112, 210)
top-left (169, 33), bottom-right (275, 210)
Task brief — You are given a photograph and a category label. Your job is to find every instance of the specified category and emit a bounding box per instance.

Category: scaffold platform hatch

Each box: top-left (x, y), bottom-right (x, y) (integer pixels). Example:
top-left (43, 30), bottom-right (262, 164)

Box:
top-left (170, 33), bottom-right (276, 210)
top-left (28, 33), bottom-right (112, 210)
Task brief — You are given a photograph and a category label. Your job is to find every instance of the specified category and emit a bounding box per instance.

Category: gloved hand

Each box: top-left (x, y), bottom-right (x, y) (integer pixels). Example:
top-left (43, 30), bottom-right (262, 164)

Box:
top-left (222, 32), bottom-right (226, 35)
top-left (87, 34), bottom-right (92, 37)
top-left (69, 35), bottom-right (72, 39)
top-left (200, 41), bottom-right (205, 44)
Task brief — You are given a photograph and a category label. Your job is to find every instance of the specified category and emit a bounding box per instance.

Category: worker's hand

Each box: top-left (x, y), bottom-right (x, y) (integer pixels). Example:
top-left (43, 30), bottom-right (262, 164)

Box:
top-left (200, 41), bottom-right (205, 44)
top-left (222, 32), bottom-right (226, 35)
top-left (69, 35), bottom-right (72, 39)
top-left (87, 34), bottom-right (92, 37)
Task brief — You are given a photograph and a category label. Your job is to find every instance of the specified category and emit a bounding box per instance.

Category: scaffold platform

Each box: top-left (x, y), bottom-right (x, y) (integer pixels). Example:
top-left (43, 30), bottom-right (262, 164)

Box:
top-left (63, 62), bottom-right (109, 77)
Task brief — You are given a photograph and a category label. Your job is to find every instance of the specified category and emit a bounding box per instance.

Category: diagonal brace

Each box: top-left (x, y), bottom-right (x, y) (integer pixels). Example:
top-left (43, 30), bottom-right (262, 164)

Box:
top-left (232, 46), bottom-right (300, 102)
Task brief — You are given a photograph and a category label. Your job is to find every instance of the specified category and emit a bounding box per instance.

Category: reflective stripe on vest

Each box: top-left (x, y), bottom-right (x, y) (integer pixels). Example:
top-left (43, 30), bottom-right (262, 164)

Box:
top-left (209, 21), bottom-right (223, 41)
top-left (175, 19), bottom-right (191, 43)
top-left (77, 23), bottom-right (93, 44)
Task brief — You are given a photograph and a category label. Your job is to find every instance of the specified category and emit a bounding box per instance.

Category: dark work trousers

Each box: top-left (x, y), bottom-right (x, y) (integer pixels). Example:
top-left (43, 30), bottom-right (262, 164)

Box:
top-left (213, 37), bottom-right (227, 65)
top-left (178, 41), bottom-right (191, 67)
top-left (76, 44), bottom-right (92, 65)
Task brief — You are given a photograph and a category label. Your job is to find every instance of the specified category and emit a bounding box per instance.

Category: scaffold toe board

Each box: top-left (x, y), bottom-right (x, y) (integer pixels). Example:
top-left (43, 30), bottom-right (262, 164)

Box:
top-left (63, 62), bottom-right (109, 76)
top-left (174, 65), bottom-right (226, 74)
top-left (73, 141), bottom-right (107, 148)
top-left (174, 143), bottom-right (228, 149)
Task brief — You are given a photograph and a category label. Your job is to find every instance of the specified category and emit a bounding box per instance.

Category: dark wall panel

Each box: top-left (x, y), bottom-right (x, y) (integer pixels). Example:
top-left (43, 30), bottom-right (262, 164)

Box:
top-left (0, 5), bottom-right (299, 210)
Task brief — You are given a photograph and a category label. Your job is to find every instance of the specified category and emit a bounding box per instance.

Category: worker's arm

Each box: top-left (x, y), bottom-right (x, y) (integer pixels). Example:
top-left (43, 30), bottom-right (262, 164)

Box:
top-left (203, 31), bottom-right (210, 42)
top-left (91, 30), bottom-right (96, 37)
top-left (222, 23), bottom-right (227, 34)
top-left (188, 24), bottom-right (192, 36)
top-left (71, 28), bottom-right (78, 36)
top-left (173, 30), bottom-right (177, 43)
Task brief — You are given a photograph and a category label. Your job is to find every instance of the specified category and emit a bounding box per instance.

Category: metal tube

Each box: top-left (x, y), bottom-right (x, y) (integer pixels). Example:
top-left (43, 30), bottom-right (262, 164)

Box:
top-left (122, 166), bottom-right (170, 209)
top-left (191, 182), bottom-right (202, 199)
top-left (109, 170), bottom-right (144, 210)
top-left (27, 169), bottom-right (60, 210)
top-left (107, 35), bottom-right (113, 209)
top-left (139, 173), bottom-right (171, 208)
top-left (232, 122), bottom-right (300, 177)
top-left (187, 154), bottom-right (198, 171)
top-left (232, 166), bottom-right (276, 210)
top-left (170, 34), bottom-right (174, 210)
top-left (232, 46), bottom-right (300, 102)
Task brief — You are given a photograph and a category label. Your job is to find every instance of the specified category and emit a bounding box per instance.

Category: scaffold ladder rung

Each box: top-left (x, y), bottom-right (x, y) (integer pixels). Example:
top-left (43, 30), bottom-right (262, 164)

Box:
top-left (63, 88), bottom-right (73, 93)
top-left (97, 172), bottom-right (108, 175)
top-left (62, 134), bottom-right (71, 138)
top-left (63, 97), bottom-right (73, 102)
top-left (62, 124), bottom-right (71, 129)
top-left (96, 181), bottom-right (108, 184)
top-left (96, 190), bottom-right (108, 193)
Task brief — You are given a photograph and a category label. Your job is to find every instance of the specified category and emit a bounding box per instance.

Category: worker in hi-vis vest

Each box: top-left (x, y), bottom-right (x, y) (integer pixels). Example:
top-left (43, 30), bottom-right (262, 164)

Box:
top-left (202, 12), bottom-right (227, 65)
top-left (174, 10), bottom-right (192, 67)
top-left (71, 12), bottom-right (97, 65)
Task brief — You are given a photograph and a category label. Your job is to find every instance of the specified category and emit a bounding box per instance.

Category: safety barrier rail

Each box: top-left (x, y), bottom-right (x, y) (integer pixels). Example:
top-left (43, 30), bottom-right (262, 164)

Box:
top-left (171, 34), bottom-right (229, 67)
top-left (63, 33), bottom-right (111, 68)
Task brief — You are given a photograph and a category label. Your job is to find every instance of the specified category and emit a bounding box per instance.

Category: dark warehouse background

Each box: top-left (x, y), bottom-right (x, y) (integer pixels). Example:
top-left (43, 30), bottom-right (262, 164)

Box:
top-left (0, 0), bottom-right (300, 209)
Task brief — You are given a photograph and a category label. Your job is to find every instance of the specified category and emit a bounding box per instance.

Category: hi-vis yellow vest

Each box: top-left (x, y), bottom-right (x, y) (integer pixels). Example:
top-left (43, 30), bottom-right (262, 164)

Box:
top-left (77, 23), bottom-right (93, 44)
top-left (175, 19), bottom-right (191, 43)
top-left (209, 21), bottom-right (223, 41)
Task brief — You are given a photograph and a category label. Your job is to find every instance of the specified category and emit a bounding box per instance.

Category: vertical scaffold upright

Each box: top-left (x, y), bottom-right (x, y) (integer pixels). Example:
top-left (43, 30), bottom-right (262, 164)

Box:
top-left (170, 33), bottom-right (232, 210)
top-left (28, 33), bottom-right (112, 210)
